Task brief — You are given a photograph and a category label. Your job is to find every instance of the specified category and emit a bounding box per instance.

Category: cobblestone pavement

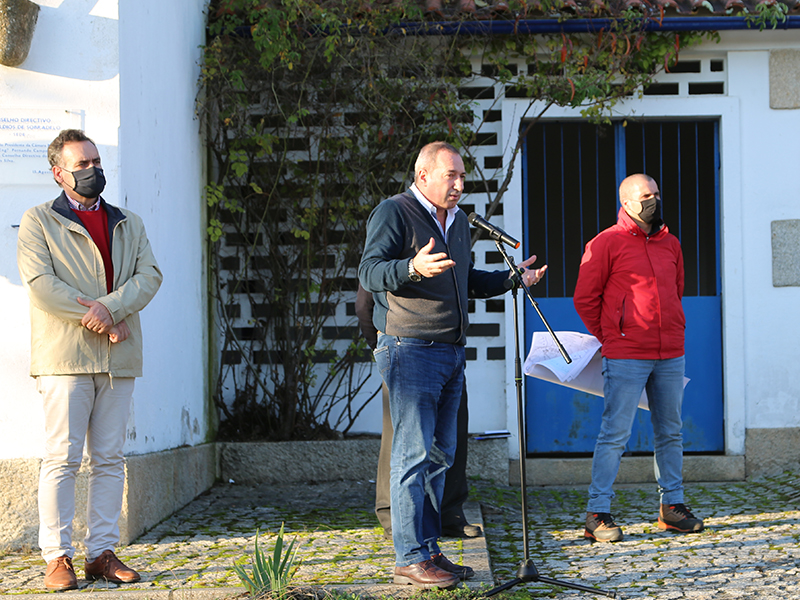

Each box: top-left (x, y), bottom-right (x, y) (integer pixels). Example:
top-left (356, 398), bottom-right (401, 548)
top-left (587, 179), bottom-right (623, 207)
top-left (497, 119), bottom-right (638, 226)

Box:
top-left (0, 471), bottom-right (799, 598)
top-left (477, 472), bottom-right (800, 599)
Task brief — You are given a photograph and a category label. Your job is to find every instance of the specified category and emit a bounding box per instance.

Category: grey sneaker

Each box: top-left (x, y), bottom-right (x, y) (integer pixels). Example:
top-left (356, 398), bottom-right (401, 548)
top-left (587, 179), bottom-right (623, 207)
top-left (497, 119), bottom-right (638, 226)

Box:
top-left (585, 512), bottom-right (624, 542)
top-left (658, 503), bottom-right (704, 533)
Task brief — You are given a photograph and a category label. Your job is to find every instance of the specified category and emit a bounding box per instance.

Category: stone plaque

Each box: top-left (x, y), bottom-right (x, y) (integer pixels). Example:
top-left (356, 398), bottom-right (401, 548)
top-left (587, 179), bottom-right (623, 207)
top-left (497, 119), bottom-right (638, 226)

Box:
top-left (772, 219), bottom-right (800, 287)
top-left (0, 109), bottom-right (82, 185)
top-left (770, 49), bottom-right (800, 110)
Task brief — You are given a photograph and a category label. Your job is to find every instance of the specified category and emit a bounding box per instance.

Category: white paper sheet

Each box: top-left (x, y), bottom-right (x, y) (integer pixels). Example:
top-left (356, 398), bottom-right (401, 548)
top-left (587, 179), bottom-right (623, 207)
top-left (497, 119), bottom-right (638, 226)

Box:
top-left (523, 331), bottom-right (688, 411)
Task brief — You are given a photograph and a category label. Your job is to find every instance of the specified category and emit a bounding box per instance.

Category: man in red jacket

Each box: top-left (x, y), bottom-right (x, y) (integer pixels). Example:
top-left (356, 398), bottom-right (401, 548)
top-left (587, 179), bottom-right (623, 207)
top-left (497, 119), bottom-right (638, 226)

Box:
top-left (573, 174), bottom-right (704, 543)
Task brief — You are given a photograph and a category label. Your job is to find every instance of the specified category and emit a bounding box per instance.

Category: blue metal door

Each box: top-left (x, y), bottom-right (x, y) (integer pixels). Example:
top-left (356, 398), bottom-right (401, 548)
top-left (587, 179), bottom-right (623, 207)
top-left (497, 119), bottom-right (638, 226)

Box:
top-left (523, 120), bottom-right (723, 455)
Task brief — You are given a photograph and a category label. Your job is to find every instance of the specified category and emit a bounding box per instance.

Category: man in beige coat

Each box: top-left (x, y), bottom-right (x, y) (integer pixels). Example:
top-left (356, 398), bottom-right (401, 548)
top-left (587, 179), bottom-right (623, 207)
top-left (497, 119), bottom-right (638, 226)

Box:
top-left (17, 129), bottom-right (162, 591)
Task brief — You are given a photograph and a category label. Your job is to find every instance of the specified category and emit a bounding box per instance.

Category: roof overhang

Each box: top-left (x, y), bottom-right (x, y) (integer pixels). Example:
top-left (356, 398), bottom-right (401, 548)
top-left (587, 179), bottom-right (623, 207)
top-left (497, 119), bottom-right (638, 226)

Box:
top-left (393, 15), bottom-right (800, 32)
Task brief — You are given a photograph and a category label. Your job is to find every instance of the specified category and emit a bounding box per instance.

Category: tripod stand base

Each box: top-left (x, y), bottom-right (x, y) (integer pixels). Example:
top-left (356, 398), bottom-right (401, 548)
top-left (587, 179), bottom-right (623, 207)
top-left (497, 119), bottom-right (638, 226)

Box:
top-left (482, 560), bottom-right (616, 598)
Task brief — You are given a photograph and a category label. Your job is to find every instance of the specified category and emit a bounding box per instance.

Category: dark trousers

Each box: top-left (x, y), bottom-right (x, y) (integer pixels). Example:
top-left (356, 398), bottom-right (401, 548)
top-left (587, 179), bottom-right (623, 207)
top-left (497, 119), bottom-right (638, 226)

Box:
top-left (375, 382), bottom-right (470, 531)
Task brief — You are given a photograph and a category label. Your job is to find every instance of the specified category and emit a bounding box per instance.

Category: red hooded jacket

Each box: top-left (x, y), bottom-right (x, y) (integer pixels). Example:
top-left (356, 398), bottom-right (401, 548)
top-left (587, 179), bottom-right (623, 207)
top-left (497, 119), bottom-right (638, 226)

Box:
top-left (573, 207), bottom-right (685, 360)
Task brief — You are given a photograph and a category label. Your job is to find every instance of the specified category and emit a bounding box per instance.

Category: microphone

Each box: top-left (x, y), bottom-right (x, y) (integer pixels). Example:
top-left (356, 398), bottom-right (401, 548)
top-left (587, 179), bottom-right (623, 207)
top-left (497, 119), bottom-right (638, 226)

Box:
top-left (467, 212), bottom-right (520, 249)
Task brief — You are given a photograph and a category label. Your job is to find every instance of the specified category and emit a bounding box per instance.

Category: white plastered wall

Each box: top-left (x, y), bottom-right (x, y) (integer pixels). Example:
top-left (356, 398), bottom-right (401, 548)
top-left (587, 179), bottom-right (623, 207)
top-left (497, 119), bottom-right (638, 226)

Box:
top-left (724, 34), bottom-right (800, 435)
top-left (0, 0), bottom-right (209, 459)
top-left (117, 0), bottom-right (209, 453)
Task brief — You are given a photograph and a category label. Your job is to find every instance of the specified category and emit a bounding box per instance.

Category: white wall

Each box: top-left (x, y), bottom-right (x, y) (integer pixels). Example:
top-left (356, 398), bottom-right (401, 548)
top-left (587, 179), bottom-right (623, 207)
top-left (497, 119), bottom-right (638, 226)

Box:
top-left (118, 1), bottom-right (209, 453)
top-left (0, 0), bottom-right (209, 459)
top-left (723, 34), bottom-right (800, 432)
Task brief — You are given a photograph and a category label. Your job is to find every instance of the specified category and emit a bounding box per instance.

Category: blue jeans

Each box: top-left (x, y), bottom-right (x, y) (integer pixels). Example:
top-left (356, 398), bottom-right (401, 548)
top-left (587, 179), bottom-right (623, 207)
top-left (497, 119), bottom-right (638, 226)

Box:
top-left (374, 334), bottom-right (464, 567)
top-left (587, 356), bottom-right (686, 513)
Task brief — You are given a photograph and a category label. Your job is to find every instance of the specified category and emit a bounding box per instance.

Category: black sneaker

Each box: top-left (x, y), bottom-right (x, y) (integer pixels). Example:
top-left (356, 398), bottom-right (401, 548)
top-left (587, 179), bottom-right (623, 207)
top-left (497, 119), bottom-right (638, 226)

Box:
top-left (584, 512), bottom-right (623, 542)
top-left (658, 503), bottom-right (704, 533)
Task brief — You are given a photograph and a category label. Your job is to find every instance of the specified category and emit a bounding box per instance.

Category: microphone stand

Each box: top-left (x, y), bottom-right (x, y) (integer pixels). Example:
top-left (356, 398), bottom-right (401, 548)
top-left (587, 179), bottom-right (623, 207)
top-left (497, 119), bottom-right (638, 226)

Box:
top-left (483, 240), bottom-right (615, 599)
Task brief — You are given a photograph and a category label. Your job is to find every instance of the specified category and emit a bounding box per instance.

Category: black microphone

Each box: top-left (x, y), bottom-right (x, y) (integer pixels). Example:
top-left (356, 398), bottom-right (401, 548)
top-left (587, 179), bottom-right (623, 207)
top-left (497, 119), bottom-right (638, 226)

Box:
top-left (467, 212), bottom-right (520, 249)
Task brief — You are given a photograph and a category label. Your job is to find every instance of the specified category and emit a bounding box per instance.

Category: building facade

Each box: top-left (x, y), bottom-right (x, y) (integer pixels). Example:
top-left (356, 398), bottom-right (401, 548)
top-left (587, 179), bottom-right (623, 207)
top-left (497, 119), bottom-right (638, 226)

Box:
top-left (1, 0), bottom-right (799, 548)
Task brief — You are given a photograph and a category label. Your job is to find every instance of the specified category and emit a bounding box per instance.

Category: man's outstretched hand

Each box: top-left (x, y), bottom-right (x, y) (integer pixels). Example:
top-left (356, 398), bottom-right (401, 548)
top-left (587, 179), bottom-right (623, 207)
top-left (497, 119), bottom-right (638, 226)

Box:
top-left (516, 254), bottom-right (548, 287)
top-left (412, 237), bottom-right (456, 279)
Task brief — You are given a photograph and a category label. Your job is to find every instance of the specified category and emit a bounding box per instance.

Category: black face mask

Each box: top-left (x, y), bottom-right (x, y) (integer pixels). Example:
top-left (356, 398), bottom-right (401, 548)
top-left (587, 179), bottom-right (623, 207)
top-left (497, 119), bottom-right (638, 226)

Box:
top-left (64, 166), bottom-right (106, 198)
top-left (640, 199), bottom-right (661, 224)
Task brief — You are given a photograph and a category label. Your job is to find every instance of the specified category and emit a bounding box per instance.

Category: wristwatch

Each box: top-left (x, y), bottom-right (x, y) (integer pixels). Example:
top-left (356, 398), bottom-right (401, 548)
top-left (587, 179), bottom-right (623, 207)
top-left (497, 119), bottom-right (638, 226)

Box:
top-left (408, 258), bottom-right (422, 282)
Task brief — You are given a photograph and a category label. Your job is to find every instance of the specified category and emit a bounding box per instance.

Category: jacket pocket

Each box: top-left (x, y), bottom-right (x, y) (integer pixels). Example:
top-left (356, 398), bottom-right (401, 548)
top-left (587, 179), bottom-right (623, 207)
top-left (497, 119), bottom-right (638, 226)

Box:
top-left (615, 294), bottom-right (627, 337)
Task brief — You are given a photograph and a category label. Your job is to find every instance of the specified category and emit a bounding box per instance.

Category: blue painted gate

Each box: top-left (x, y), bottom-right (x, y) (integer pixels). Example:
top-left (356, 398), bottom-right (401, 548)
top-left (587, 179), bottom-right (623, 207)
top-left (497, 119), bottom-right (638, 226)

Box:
top-left (523, 120), bottom-right (723, 455)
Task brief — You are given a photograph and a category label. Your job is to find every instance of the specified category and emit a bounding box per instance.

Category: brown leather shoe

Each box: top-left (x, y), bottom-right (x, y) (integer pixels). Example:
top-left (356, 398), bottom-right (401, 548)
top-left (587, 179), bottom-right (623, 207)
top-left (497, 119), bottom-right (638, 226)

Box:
top-left (433, 553), bottom-right (475, 580)
top-left (84, 550), bottom-right (141, 583)
top-left (394, 558), bottom-right (459, 589)
top-left (44, 555), bottom-right (79, 591)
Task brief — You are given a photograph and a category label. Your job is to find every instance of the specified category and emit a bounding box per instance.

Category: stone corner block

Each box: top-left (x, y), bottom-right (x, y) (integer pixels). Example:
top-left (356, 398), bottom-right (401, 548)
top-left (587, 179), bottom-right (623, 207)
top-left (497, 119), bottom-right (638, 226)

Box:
top-left (746, 427), bottom-right (800, 479)
top-left (0, 458), bottom-right (41, 551)
top-left (119, 443), bottom-right (218, 544)
top-left (770, 49), bottom-right (800, 110)
top-left (771, 219), bottom-right (800, 287)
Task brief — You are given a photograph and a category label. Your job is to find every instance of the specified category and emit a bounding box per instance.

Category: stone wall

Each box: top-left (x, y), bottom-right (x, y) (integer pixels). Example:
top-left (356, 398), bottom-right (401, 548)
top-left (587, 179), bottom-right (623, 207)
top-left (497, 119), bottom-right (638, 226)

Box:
top-left (515, 455), bottom-right (746, 487)
top-left (219, 438), bottom-right (510, 486)
top-left (0, 444), bottom-right (217, 552)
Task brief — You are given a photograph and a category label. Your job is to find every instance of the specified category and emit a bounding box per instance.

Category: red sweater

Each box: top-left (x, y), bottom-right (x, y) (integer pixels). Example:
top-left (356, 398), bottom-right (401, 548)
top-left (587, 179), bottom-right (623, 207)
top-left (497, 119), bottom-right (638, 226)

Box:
top-left (573, 208), bottom-right (685, 360)
top-left (74, 206), bottom-right (114, 293)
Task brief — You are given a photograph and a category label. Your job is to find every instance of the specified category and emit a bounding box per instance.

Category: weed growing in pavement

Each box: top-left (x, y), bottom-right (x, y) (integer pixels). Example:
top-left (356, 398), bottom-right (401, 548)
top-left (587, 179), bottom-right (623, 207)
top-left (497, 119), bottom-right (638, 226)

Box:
top-left (234, 585), bottom-right (496, 600)
top-left (234, 524), bottom-right (299, 599)
top-left (401, 584), bottom-right (494, 600)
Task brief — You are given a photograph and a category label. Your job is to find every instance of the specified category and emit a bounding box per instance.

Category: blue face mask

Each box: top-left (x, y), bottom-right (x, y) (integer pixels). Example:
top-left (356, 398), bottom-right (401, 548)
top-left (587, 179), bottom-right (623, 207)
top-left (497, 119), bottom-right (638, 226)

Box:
top-left (64, 166), bottom-right (106, 198)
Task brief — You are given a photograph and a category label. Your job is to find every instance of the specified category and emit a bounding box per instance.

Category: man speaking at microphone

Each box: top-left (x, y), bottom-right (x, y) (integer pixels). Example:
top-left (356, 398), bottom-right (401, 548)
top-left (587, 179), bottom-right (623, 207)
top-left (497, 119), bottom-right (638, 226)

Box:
top-left (359, 141), bottom-right (546, 589)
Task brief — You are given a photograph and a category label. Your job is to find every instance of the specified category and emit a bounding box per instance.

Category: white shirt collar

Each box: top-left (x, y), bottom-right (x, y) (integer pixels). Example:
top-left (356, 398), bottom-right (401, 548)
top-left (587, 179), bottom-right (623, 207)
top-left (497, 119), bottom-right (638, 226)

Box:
top-left (409, 183), bottom-right (459, 240)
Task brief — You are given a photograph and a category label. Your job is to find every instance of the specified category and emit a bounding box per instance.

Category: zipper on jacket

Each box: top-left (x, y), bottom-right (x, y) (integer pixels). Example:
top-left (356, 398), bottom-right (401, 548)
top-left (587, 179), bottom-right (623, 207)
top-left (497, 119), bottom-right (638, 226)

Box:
top-left (449, 240), bottom-right (466, 345)
top-left (107, 336), bottom-right (113, 380)
top-left (619, 297), bottom-right (626, 337)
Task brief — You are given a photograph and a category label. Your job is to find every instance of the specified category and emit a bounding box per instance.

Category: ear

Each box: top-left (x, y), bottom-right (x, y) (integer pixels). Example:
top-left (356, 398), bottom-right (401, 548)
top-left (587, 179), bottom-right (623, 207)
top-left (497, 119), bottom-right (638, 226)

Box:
top-left (52, 165), bottom-right (63, 185)
top-left (417, 168), bottom-right (429, 187)
top-left (53, 165), bottom-right (71, 189)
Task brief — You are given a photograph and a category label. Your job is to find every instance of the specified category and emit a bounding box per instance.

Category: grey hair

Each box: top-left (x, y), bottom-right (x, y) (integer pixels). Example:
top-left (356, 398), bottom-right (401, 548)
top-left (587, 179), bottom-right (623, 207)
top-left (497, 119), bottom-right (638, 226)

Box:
top-left (414, 141), bottom-right (460, 184)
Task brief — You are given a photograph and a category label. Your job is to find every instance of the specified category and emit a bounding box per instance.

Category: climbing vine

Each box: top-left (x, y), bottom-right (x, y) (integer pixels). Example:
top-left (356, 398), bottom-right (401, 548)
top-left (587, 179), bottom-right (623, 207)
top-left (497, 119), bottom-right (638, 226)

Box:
top-left (200, 0), bottom-right (715, 441)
